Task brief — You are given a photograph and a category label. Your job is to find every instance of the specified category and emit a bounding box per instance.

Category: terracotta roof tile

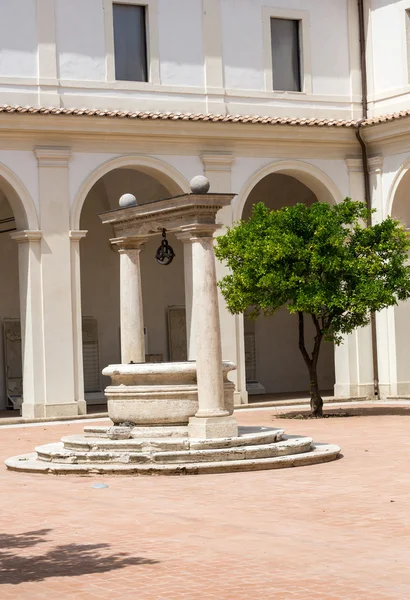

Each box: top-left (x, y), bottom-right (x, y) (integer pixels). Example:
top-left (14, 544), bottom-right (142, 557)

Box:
top-left (0, 103), bottom-right (409, 128)
top-left (0, 104), bottom-right (360, 127)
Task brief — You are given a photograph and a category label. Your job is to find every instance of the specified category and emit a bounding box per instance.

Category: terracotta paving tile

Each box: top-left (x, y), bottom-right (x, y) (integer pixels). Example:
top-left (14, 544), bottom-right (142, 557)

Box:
top-left (0, 412), bottom-right (410, 599)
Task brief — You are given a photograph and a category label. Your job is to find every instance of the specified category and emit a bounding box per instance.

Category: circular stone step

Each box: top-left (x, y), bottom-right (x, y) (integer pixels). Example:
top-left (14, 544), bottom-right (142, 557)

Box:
top-left (62, 427), bottom-right (285, 452)
top-left (5, 443), bottom-right (341, 475)
top-left (34, 436), bottom-right (312, 465)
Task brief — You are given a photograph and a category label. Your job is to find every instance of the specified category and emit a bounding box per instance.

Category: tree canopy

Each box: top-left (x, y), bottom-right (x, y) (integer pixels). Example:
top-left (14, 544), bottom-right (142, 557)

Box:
top-left (215, 198), bottom-right (410, 415)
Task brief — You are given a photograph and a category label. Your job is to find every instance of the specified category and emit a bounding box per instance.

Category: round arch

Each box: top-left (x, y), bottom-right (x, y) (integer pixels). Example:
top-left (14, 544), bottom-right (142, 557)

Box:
top-left (71, 155), bottom-right (191, 229)
top-left (387, 156), bottom-right (410, 218)
top-left (233, 160), bottom-right (343, 221)
top-left (0, 163), bottom-right (38, 229)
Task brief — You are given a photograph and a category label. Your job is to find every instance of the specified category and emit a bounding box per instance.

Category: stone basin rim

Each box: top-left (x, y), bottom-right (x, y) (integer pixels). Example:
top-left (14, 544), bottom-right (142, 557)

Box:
top-left (103, 360), bottom-right (236, 377)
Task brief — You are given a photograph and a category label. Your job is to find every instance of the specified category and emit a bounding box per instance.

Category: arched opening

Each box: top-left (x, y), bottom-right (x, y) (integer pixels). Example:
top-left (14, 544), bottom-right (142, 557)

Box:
top-left (239, 171), bottom-right (336, 400)
top-left (390, 167), bottom-right (410, 393)
top-left (0, 168), bottom-right (36, 413)
top-left (79, 166), bottom-right (188, 406)
top-left (0, 190), bottom-right (21, 411)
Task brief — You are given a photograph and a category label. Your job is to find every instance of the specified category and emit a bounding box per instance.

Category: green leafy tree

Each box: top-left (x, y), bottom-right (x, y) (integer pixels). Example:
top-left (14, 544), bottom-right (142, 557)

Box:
top-left (215, 198), bottom-right (410, 417)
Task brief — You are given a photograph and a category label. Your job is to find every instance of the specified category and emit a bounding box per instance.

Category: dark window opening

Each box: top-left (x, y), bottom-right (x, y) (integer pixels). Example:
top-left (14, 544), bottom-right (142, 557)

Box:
top-left (113, 3), bottom-right (148, 82)
top-left (270, 18), bottom-right (301, 92)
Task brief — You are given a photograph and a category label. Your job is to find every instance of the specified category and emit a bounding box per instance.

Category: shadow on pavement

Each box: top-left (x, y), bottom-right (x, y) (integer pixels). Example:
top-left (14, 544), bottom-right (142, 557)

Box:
top-left (0, 529), bottom-right (158, 585)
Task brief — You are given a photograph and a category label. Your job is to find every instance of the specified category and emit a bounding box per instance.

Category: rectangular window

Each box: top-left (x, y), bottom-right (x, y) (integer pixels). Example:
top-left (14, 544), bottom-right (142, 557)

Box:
top-left (113, 3), bottom-right (148, 82)
top-left (270, 18), bottom-right (301, 92)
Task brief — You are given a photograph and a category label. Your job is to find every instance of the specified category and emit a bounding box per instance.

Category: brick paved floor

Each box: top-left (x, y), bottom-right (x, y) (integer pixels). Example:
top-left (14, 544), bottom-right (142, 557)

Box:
top-left (0, 410), bottom-right (409, 600)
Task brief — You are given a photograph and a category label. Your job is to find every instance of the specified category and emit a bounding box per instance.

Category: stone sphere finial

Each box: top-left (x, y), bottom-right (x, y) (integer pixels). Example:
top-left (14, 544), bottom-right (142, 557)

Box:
top-left (190, 175), bottom-right (210, 195)
top-left (119, 193), bottom-right (137, 208)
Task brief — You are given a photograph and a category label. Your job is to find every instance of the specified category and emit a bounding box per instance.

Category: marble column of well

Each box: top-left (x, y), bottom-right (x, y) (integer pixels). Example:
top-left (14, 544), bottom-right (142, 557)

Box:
top-left (117, 239), bottom-right (147, 364)
top-left (184, 226), bottom-right (238, 438)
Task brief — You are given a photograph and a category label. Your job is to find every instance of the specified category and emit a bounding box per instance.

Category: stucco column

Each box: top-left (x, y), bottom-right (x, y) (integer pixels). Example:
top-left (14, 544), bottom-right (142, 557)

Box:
top-left (70, 230), bottom-right (88, 415)
top-left (202, 152), bottom-right (247, 405)
top-left (118, 240), bottom-right (147, 364)
top-left (11, 230), bottom-right (46, 418)
top-left (35, 146), bottom-right (80, 417)
top-left (187, 227), bottom-right (238, 438)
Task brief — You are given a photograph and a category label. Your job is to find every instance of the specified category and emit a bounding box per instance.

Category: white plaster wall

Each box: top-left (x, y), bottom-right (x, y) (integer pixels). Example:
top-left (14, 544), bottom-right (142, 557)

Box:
top-left (0, 196), bottom-right (20, 410)
top-left (56, 0), bottom-right (106, 81)
top-left (69, 153), bottom-right (118, 210)
top-left (220, 0), bottom-right (351, 96)
top-left (151, 155), bottom-right (203, 185)
top-left (371, 1), bottom-right (405, 94)
top-left (0, 0), bottom-right (38, 78)
top-left (158, 0), bottom-right (204, 87)
top-left (0, 0), bottom-right (358, 116)
top-left (368, 0), bottom-right (410, 114)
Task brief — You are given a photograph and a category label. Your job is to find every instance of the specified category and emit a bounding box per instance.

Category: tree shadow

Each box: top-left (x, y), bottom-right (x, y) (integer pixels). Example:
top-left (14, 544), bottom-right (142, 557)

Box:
top-left (0, 529), bottom-right (158, 585)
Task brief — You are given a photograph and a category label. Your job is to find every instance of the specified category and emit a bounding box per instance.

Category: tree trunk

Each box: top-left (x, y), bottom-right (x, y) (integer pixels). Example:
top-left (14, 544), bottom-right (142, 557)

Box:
top-left (309, 366), bottom-right (323, 418)
top-left (298, 312), bottom-right (324, 418)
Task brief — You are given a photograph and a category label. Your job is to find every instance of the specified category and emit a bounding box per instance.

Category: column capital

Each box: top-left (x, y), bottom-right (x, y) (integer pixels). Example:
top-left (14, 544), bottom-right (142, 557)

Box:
top-left (10, 230), bottom-right (42, 243)
top-left (368, 155), bottom-right (384, 174)
top-left (201, 153), bottom-right (235, 172)
top-left (112, 236), bottom-right (148, 251)
top-left (177, 225), bottom-right (220, 241)
top-left (69, 230), bottom-right (88, 241)
top-left (345, 157), bottom-right (363, 173)
top-left (34, 146), bottom-right (72, 167)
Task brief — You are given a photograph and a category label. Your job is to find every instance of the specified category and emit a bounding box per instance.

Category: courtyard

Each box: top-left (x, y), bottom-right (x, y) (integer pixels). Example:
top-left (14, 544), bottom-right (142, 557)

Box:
top-left (1, 407), bottom-right (409, 600)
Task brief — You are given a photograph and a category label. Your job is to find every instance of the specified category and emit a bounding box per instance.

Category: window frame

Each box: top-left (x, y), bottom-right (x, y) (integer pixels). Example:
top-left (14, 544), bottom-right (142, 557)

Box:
top-left (104, 0), bottom-right (160, 85)
top-left (262, 7), bottom-right (312, 95)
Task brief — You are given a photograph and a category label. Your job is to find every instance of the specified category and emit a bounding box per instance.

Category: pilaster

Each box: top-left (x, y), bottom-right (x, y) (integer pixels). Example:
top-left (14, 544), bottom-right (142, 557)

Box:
top-left (11, 230), bottom-right (46, 418)
top-left (333, 159), bottom-right (375, 398)
top-left (69, 230), bottom-right (88, 415)
top-left (34, 146), bottom-right (80, 417)
top-left (368, 155), bottom-right (384, 223)
top-left (202, 0), bottom-right (225, 113)
top-left (347, 0), bottom-right (362, 115)
top-left (345, 157), bottom-right (365, 202)
top-left (36, 0), bottom-right (59, 106)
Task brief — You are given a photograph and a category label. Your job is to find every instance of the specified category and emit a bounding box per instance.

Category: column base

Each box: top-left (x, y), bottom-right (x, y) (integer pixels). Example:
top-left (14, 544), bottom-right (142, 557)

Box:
top-left (77, 399), bottom-right (87, 415)
top-left (21, 402), bottom-right (85, 419)
top-left (333, 383), bottom-right (374, 398)
top-left (188, 415), bottom-right (238, 439)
